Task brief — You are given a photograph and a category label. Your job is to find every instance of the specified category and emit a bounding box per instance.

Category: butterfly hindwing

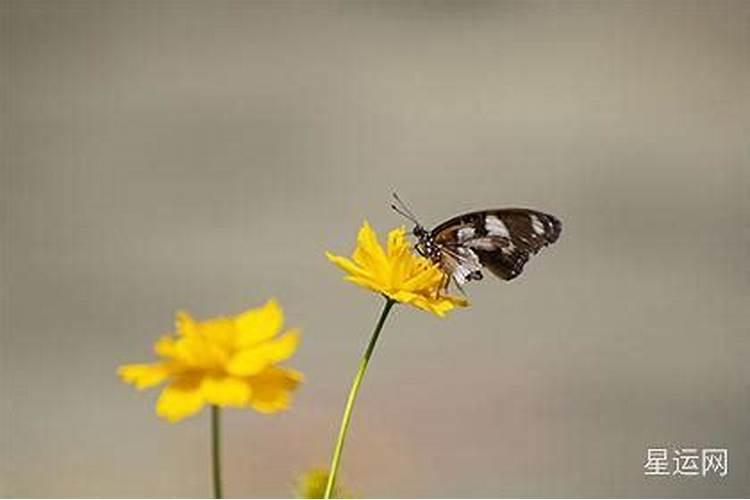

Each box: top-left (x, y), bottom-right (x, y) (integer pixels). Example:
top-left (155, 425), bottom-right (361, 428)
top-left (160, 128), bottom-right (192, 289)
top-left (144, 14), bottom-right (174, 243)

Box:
top-left (431, 209), bottom-right (561, 282)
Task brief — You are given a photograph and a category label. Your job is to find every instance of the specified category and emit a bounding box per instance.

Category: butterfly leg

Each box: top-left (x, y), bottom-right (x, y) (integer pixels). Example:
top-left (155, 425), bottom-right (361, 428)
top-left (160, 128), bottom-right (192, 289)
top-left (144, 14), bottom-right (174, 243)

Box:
top-left (451, 274), bottom-right (468, 296)
top-left (433, 271), bottom-right (450, 299)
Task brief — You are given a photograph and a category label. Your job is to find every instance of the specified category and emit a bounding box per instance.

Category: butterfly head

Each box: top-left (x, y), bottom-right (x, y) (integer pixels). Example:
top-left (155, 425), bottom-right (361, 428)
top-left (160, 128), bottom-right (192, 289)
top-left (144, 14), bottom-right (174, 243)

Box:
top-left (412, 225), bottom-right (429, 238)
top-left (389, 193), bottom-right (441, 260)
top-left (407, 224), bottom-right (444, 263)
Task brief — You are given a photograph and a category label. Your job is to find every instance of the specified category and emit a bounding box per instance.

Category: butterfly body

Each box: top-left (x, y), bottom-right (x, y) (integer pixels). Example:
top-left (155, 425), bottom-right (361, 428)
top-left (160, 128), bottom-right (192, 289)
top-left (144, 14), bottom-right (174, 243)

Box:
top-left (411, 209), bottom-right (562, 289)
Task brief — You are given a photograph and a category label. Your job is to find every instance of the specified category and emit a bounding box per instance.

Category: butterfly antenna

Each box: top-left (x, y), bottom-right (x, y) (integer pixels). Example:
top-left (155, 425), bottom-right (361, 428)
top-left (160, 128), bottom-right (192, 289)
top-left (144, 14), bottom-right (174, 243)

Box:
top-left (391, 192), bottom-right (422, 226)
top-left (390, 203), bottom-right (419, 225)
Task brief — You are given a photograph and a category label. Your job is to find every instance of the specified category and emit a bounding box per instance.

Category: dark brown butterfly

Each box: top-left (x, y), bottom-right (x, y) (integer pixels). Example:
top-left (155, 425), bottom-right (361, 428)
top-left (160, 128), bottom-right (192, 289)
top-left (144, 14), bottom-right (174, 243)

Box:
top-left (391, 193), bottom-right (562, 292)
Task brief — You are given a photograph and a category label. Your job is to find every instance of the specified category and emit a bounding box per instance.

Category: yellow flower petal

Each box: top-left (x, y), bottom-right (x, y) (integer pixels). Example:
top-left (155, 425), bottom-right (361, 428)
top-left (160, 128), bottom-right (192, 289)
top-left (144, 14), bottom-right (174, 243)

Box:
top-left (198, 317), bottom-right (235, 351)
top-left (118, 363), bottom-right (170, 390)
top-left (225, 349), bottom-right (267, 377)
top-left (226, 330), bottom-right (300, 377)
top-left (175, 311), bottom-right (198, 338)
top-left (386, 226), bottom-right (408, 258)
top-left (154, 335), bottom-right (178, 359)
top-left (401, 263), bottom-right (442, 290)
top-left (234, 299), bottom-right (283, 348)
top-left (247, 366), bottom-right (303, 414)
top-left (325, 252), bottom-right (371, 281)
top-left (156, 375), bottom-right (204, 423)
top-left (344, 275), bottom-right (383, 295)
top-left (259, 329), bottom-right (300, 363)
top-left (175, 335), bottom-right (215, 368)
top-left (352, 221), bottom-right (388, 272)
top-left (200, 375), bottom-right (252, 406)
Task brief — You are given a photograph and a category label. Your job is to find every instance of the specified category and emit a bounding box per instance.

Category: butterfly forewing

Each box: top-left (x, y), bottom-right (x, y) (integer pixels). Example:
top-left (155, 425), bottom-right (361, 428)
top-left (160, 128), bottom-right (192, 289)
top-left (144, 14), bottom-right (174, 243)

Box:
top-left (431, 209), bottom-right (561, 282)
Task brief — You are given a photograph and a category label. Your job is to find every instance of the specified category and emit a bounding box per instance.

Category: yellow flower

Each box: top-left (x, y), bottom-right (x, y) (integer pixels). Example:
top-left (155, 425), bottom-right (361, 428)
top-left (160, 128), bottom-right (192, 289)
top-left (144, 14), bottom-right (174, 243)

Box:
top-left (118, 299), bottom-right (302, 422)
top-left (295, 468), bottom-right (355, 499)
top-left (326, 221), bottom-right (467, 317)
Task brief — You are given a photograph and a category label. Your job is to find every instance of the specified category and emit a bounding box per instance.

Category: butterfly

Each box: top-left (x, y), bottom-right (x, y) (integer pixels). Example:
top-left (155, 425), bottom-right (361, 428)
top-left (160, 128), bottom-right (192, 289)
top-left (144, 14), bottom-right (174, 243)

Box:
top-left (391, 193), bottom-right (562, 292)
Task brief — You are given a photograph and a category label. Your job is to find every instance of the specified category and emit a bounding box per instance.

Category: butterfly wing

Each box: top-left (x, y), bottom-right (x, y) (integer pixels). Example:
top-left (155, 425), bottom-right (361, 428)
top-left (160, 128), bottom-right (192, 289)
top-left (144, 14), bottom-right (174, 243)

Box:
top-left (436, 244), bottom-right (483, 289)
top-left (432, 209), bottom-right (562, 281)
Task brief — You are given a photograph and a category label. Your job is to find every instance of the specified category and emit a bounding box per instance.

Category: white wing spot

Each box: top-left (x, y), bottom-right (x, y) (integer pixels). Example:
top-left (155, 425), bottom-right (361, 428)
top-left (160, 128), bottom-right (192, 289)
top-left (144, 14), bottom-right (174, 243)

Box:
top-left (466, 237), bottom-right (497, 251)
top-left (451, 247), bottom-right (482, 285)
top-left (485, 215), bottom-right (510, 238)
top-left (457, 227), bottom-right (475, 242)
top-left (530, 214), bottom-right (545, 236)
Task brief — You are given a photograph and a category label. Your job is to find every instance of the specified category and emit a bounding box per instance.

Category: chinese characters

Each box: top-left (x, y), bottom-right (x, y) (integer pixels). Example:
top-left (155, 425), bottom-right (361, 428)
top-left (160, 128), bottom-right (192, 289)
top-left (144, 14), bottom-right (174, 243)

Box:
top-left (644, 447), bottom-right (727, 477)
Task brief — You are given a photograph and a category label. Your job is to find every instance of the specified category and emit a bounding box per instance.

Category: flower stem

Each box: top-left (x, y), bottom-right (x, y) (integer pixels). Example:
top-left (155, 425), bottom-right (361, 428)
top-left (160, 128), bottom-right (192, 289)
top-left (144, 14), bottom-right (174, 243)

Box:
top-left (324, 298), bottom-right (396, 499)
top-left (211, 405), bottom-right (223, 499)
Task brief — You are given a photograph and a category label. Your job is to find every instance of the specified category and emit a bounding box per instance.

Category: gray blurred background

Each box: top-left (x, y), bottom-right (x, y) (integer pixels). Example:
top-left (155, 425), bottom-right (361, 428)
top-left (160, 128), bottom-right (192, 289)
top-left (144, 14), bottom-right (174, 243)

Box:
top-left (2, 0), bottom-right (749, 497)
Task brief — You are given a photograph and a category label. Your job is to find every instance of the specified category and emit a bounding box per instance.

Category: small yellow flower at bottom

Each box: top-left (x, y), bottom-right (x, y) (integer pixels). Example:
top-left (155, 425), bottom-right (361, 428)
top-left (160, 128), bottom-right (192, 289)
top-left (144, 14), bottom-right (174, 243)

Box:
top-left (326, 221), bottom-right (467, 317)
top-left (118, 299), bottom-right (303, 422)
top-left (295, 468), bottom-right (356, 499)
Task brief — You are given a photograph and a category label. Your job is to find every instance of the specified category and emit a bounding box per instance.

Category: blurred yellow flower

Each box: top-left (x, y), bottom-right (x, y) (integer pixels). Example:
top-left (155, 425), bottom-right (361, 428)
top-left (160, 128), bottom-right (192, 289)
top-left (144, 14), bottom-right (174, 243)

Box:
top-left (326, 221), bottom-right (467, 317)
top-left (295, 468), bottom-right (355, 499)
top-left (118, 299), bottom-right (302, 422)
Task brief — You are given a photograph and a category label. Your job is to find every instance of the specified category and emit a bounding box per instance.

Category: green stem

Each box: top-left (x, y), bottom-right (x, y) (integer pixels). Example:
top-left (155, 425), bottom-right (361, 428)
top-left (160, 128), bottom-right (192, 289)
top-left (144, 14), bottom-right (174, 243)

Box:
top-left (324, 298), bottom-right (396, 499)
top-left (211, 405), bottom-right (223, 499)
